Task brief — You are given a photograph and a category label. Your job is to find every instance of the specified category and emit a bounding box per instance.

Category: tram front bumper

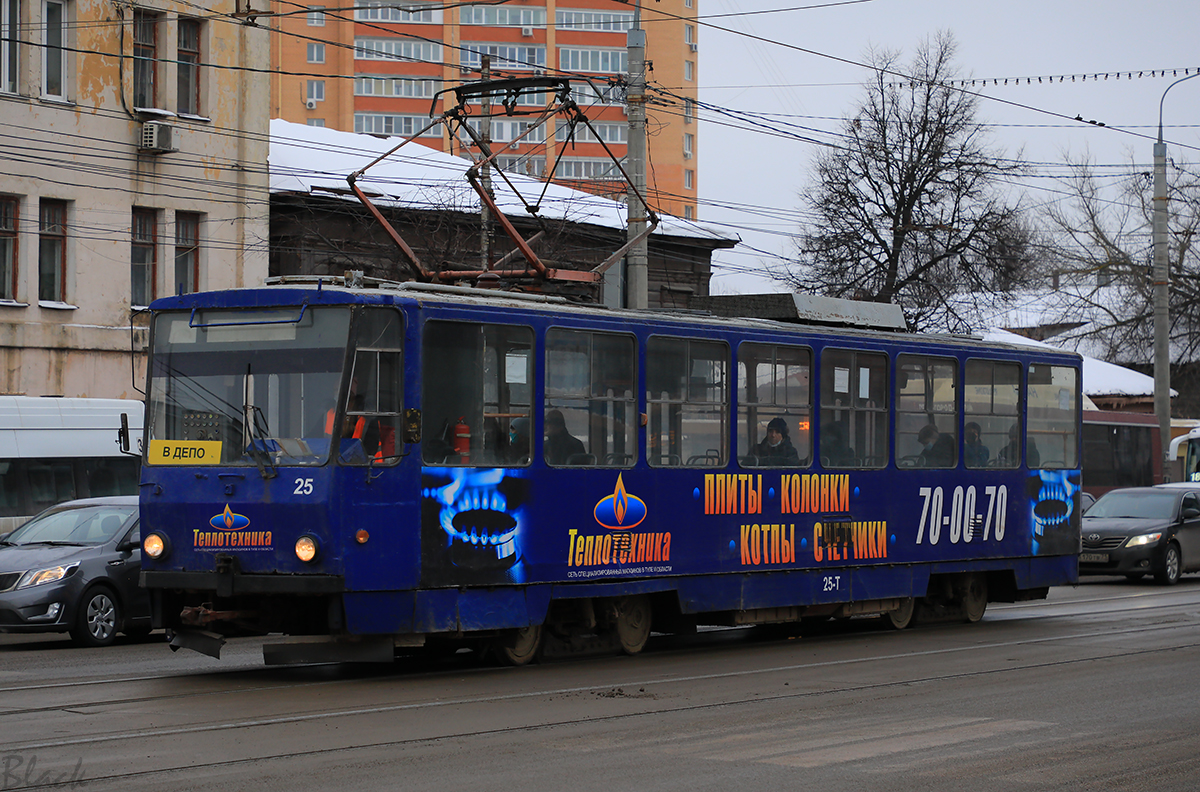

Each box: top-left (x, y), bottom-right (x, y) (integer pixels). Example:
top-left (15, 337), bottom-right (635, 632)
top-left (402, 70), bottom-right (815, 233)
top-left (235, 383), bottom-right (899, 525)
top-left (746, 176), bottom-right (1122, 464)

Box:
top-left (140, 570), bottom-right (344, 596)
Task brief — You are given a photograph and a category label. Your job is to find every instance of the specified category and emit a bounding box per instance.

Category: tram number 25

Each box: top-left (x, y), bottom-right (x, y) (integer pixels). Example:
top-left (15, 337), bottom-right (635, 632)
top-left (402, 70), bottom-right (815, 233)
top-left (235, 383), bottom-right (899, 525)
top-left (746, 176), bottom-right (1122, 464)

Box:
top-left (915, 485), bottom-right (1007, 545)
top-left (294, 478), bottom-right (314, 496)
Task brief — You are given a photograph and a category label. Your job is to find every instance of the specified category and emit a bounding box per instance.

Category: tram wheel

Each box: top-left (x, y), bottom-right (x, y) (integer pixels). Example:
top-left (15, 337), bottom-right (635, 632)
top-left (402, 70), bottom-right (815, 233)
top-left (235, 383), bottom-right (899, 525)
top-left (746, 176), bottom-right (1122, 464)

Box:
top-left (961, 575), bottom-right (988, 623)
top-left (613, 595), bottom-right (652, 655)
top-left (495, 625), bottom-right (543, 666)
top-left (885, 597), bottom-right (916, 630)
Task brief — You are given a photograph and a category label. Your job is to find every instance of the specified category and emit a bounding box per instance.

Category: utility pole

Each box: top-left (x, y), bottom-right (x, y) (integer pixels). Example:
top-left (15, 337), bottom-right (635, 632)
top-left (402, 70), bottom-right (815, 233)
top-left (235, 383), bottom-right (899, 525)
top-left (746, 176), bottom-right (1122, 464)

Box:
top-left (480, 55), bottom-right (494, 270)
top-left (625, 2), bottom-right (648, 309)
top-left (1153, 72), bottom-right (1198, 480)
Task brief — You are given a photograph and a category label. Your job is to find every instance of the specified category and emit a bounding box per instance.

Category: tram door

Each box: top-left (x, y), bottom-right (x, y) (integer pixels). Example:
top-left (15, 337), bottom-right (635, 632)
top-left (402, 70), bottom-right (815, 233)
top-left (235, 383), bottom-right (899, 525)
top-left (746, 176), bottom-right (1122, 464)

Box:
top-left (336, 307), bottom-right (417, 592)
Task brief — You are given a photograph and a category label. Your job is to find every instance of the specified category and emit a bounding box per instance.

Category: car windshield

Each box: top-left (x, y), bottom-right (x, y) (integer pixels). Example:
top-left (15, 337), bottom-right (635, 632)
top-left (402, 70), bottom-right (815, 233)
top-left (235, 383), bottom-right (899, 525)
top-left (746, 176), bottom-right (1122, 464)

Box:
top-left (5, 505), bottom-right (135, 546)
top-left (1085, 490), bottom-right (1180, 520)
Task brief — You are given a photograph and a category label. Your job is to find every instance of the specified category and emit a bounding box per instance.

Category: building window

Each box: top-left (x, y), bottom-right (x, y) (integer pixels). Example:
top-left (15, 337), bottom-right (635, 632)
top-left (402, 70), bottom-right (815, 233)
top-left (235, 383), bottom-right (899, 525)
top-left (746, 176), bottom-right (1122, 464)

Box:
top-left (555, 9), bottom-right (633, 31)
top-left (461, 43), bottom-right (545, 71)
top-left (355, 1), bottom-right (439, 22)
top-left (177, 18), bottom-right (200, 115)
top-left (684, 205), bottom-right (695, 220)
top-left (684, 60), bottom-right (694, 82)
top-left (306, 5), bottom-right (325, 25)
top-left (354, 75), bottom-right (440, 98)
top-left (354, 113), bottom-right (441, 137)
top-left (354, 38), bottom-right (441, 64)
top-left (133, 10), bottom-right (157, 108)
top-left (684, 97), bottom-right (695, 124)
top-left (0, 196), bottom-right (16, 300)
top-left (683, 133), bottom-right (694, 159)
top-left (2, 0), bottom-right (19, 94)
top-left (307, 42), bottom-right (325, 63)
top-left (558, 47), bottom-right (626, 74)
top-left (306, 79), bottom-right (324, 102)
top-left (462, 5), bottom-right (545, 26)
top-left (131, 208), bottom-right (156, 307)
top-left (306, 118), bottom-right (325, 127)
top-left (174, 212), bottom-right (199, 295)
top-left (38, 200), bottom-right (66, 303)
top-left (684, 24), bottom-right (695, 45)
top-left (43, 0), bottom-right (67, 98)
top-left (684, 169), bottom-right (694, 190)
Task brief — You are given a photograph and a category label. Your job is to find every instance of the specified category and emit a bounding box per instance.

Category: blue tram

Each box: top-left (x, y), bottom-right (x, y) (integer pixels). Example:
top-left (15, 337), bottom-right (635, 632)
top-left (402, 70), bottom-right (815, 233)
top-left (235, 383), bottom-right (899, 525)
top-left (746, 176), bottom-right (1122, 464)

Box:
top-left (138, 280), bottom-right (1083, 663)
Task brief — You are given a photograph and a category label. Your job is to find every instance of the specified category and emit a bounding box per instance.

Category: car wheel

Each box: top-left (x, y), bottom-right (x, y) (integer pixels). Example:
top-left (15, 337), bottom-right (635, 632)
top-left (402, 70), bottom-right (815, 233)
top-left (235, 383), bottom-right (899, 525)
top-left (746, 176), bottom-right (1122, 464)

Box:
top-left (1155, 543), bottom-right (1182, 586)
top-left (70, 588), bottom-right (121, 647)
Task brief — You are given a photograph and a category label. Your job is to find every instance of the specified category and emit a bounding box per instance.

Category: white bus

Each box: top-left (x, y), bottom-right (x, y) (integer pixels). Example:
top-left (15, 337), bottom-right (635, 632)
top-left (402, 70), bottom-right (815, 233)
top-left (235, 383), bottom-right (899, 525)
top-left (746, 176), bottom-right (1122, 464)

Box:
top-left (0, 397), bottom-right (143, 536)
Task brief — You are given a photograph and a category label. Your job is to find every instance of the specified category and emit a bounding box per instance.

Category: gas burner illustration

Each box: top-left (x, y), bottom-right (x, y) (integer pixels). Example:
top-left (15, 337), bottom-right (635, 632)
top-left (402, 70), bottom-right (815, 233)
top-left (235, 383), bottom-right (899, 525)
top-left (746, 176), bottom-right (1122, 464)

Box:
top-left (424, 468), bottom-right (523, 570)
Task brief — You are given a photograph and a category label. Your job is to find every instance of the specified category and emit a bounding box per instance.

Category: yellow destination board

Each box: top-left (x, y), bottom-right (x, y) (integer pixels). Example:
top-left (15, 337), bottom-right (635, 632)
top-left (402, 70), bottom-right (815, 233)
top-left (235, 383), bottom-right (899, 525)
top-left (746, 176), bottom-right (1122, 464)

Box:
top-left (148, 440), bottom-right (223, 465)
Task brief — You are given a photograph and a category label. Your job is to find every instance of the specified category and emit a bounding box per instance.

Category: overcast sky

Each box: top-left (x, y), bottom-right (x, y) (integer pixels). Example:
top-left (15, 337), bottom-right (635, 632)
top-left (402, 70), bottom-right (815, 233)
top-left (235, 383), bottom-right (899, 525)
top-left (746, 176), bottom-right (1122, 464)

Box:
top-left (689, 0), bottom-right (1200, 294)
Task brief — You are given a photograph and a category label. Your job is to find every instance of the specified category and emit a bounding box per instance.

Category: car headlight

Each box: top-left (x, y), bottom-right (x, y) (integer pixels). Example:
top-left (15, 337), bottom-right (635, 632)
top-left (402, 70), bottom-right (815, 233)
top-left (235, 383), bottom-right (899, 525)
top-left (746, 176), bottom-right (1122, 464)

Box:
top-left (143, 532), bottom-right (170, 559)
top-left (16, 563), bottom-right (79, 589)
top-left (295, 535), bottom-right (319, 564)
top-left (1125, 532), bottom-right (1163, 548)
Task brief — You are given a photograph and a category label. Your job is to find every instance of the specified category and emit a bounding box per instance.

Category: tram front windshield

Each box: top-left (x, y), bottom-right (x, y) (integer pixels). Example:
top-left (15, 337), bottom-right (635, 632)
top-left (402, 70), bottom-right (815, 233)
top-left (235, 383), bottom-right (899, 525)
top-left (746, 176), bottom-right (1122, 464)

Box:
top-left (147, 307), bottom-right (351, 467)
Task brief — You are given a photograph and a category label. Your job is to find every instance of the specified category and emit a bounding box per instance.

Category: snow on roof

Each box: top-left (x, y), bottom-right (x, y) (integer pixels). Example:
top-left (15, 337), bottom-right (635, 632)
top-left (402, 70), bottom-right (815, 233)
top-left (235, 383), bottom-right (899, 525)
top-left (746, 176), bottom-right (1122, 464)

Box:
top-left (268, 118), bottom-right (736, 245)
top-left (982, 328), bottom-right (1172, 399)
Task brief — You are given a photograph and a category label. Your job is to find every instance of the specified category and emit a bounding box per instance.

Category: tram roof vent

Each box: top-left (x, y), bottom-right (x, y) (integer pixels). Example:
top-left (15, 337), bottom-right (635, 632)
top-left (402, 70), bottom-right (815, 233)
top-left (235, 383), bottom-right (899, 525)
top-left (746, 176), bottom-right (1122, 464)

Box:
top-left (691, 293), bottom-right (908, 332)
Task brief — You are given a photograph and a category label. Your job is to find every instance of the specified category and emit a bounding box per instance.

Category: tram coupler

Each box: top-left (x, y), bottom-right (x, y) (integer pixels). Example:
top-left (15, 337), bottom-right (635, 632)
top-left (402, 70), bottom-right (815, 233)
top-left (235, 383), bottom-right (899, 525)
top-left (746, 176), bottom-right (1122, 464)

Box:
top-left (180, 603), bottom-right (258, 627)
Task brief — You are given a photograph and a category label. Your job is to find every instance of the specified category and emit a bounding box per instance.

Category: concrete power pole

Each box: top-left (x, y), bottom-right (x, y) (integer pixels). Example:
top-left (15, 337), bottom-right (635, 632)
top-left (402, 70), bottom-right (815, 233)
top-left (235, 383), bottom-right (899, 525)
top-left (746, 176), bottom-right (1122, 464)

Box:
top-left (1153, 72), bottom-right (1198, 480)
top-left (480, 55), bottom-right (494, 270)
top-left (625, 4), bottom-right (648, 309)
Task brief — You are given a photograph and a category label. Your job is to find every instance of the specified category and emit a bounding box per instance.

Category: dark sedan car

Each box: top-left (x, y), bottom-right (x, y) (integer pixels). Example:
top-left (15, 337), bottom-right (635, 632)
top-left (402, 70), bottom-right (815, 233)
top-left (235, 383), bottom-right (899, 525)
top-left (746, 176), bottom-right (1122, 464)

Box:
top-left (0, 496), bottom-right (150, 646)
top-left (1080, 486), bottom-right (1200, 585)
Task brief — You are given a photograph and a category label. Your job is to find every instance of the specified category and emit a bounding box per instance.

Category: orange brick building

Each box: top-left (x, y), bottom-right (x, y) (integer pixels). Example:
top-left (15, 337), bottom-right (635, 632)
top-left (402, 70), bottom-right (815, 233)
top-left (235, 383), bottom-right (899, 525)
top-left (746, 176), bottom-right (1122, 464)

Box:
top-left (270, 1), bottom-right (699, 219)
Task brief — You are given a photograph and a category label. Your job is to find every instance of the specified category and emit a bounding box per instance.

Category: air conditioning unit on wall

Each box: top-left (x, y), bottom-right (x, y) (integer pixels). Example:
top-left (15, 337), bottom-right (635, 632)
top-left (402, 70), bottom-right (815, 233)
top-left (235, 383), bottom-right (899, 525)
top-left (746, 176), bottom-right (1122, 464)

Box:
top-left (139, 121), bottom-right (174, 154)
top-left (305, 99), bottom-right (317, 110)
top-left (521, 26), bottom-right (534, 37)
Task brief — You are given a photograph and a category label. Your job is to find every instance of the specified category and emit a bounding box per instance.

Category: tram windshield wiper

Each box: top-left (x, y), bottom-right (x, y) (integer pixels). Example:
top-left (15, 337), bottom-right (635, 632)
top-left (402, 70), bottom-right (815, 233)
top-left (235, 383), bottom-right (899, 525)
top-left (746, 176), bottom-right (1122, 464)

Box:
top-left (243, 366), bottom-right (278, 480)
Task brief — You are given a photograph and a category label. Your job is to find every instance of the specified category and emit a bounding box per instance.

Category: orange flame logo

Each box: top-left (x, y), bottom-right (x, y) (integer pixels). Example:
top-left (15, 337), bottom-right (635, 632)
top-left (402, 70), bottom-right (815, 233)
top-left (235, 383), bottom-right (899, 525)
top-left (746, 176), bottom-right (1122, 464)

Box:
top-left (594, 474), bottom-right (647, 531)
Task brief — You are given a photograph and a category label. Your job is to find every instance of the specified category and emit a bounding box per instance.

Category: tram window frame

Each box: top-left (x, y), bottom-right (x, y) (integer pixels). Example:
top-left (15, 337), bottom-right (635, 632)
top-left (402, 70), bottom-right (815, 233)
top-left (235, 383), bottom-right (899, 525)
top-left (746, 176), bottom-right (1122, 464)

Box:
top-left (1027, 363), bottom-right (1079, 470)
top-left (964, 358), bottom-right (1021, 469)
top-left (339, 307), bottom-right (404, 467)
top-left (421, 319), bottom-right (534, 467)
top-left (645, 335), bottom-right (729, 468)
top-left (737, 342), bottom-right (811, 468)
top-left (818, 348), bottom-right (888, 469)
top-left (896, 354), bottom-right (958, 469)
top-left (544, 328), bottom-right (637, 468)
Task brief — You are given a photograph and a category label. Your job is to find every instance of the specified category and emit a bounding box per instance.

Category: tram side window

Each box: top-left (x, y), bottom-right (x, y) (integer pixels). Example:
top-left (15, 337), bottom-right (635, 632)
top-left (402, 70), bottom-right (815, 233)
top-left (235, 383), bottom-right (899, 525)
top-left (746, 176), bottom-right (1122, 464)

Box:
top-left (646, 336), bottom-right (729, 467)
top-left (1082, 423), bottom-right (1154, 488)
top-left (819, 349), bottom-right (887, 469)
top-left (422, 320), bottom-right (533, 466)
top-left (545, 329), bottom-right (637, 467)
top-left (340, 307), bottom-right (403, 466)
top-left (896, 355), bottom-right (958, 468)
top-left (1028, 364), bottom-right (1078, 469)
top-left (738, 342), bottom-right (811, 467)
top-left (964, 359), bottom-right (1021, 468)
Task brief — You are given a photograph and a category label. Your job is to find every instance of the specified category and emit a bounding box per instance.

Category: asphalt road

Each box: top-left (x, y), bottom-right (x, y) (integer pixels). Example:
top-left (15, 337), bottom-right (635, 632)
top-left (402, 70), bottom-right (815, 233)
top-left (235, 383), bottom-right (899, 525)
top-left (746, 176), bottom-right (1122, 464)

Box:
top-left (2, 577), bottom-right (1199, 791)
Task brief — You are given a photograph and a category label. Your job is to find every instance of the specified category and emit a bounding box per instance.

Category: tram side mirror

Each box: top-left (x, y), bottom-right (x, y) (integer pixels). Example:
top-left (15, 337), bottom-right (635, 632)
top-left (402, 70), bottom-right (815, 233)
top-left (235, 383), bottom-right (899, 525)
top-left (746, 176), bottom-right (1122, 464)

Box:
top-left (404, 408), bottom-right (422, 445)
top-left (118, 413), bottom-right (131, 453)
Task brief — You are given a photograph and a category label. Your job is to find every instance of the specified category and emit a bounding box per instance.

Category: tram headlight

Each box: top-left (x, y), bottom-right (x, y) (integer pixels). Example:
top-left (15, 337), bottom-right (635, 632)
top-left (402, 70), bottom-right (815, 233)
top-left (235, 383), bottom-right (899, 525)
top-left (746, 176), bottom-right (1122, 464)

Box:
top-left (295, 535), bottom-right (320, 564)
top-left (1125, 532), bottom-right (1162, 548)
top-left (143, 532), bottom-right (169, 560)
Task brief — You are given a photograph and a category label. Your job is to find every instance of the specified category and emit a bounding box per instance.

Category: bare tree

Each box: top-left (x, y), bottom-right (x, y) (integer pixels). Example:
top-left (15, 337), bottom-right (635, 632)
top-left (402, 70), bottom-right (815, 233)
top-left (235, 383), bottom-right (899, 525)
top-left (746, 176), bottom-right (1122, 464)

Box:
top-left (776, 32), bottom-right (1035, 331)
top-left (1041, 154), bottom-right (1200, 365)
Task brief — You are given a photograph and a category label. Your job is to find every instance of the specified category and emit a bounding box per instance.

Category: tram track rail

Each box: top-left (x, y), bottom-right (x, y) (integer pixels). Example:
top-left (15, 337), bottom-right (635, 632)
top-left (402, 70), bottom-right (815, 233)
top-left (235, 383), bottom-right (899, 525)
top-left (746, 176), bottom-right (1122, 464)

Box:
top-left (0, 584), bottom-right (1195, 719)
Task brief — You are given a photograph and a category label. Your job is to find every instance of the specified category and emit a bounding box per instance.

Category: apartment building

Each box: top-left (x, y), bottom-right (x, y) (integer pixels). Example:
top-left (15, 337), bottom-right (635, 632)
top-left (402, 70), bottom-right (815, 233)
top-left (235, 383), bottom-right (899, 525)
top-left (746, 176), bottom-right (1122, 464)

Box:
top-left (0, 0), bottom-right (269, 398)
top-left (271, 0), bottom-right (699, 220)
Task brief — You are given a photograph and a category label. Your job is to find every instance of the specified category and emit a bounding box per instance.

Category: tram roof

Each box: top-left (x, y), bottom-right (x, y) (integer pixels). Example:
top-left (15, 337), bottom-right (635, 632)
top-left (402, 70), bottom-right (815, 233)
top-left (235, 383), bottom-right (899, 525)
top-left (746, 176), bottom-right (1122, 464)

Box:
top-left (268, 119), bottom-right (737, 247)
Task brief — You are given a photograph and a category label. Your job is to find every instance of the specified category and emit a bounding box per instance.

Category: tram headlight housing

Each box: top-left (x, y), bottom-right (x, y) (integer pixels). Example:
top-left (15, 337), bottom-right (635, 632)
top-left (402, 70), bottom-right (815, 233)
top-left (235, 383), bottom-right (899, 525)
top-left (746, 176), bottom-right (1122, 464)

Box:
top-left (143, 532), bottom-right (170, 560)
top-left (1125, 532), bottom-right (1162, 548)
top-left (295, 535), bottom-right (320, 564)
